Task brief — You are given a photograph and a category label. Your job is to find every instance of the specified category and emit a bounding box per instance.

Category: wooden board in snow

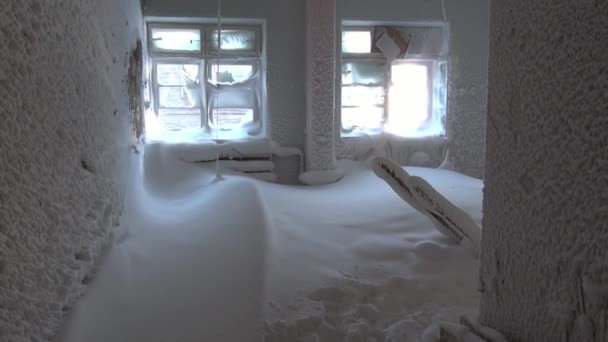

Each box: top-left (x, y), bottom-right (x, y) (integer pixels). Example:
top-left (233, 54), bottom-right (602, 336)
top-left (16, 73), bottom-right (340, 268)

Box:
top-left (372, 156), bottom-right (482, 256)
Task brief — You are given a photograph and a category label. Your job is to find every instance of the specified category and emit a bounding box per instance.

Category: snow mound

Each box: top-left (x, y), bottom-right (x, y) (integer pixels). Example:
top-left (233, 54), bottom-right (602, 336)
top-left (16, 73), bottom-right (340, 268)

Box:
top-left (58, 154), bottom-right (271, 341)
top-left (58, 146), bottom-right (484, 342)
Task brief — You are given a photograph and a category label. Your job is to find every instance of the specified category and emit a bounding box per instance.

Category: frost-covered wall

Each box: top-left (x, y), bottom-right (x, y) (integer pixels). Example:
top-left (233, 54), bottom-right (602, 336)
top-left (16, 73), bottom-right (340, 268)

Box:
top-left (0, 0), bottom-right (142, 340)
top-left (142, 0), bottom-right (307, 153)
top-left (480, 1), bottom-right (608, 341)
top-left (336, 0), bottom-right (490, 178)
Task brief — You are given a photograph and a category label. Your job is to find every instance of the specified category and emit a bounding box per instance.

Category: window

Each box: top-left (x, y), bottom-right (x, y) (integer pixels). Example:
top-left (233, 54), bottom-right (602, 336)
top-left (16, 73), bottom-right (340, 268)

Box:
top-left (147, 22), bottom-right (265, 140)
top-left (341, 25), bottom-right (447, 138)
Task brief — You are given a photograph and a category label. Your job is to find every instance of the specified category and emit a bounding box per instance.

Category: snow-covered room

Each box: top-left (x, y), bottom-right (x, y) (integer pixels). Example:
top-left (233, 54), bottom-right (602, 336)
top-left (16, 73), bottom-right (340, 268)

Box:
top-left (0, 0), bottom-right (606, 341)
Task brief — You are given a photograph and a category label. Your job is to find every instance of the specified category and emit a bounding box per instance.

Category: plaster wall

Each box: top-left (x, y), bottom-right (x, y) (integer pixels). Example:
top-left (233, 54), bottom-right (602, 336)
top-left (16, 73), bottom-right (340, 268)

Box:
top-left (336, 0), bottom-right (490, 177)
top-left (479, 1), bottom-right (608, 341)
top-left (0, 0), bottom-right (142, 340)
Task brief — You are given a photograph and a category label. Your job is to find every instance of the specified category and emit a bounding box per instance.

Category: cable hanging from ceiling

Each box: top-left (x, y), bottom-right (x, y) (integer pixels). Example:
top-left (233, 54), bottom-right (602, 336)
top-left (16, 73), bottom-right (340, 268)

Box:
top-left (214, 0), bottom-right (224, 181)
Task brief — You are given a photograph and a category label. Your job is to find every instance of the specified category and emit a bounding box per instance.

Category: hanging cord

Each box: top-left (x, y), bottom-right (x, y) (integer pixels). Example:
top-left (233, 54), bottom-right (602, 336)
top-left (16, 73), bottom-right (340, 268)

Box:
top-left (215, 0), bottom-right (222, 142)
top-left (214, 0), bottom-right (224, 181)
top-left (441, 0), bottom-right (447, 22)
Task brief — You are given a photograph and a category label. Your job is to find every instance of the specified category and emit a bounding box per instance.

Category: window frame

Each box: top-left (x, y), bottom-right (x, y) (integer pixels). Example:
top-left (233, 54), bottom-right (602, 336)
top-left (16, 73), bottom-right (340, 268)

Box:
top-left (340, 25), bottom-right (448, 138)
top-left (146, 21), bottom-right (265, 138)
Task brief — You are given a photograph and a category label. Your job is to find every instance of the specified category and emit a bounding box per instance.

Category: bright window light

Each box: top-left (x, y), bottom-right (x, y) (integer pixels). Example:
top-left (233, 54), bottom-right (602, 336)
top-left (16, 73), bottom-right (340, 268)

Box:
top-left (151, 28), bottom-right (201, 51)
top-left (208, 64), bottom-right (255, 85)
top-left (342, 86), bottom-right (385, 108)
top-left (342, 107), bottom-right (384, 131)
top-left (342, 30), bottom-right (372, 54)
top-left (209, 29), bottom-right (258, 52)
top-left (386, 63), bottom-right (430, 136)
top-left (211, 108), bottom-right (254, 130)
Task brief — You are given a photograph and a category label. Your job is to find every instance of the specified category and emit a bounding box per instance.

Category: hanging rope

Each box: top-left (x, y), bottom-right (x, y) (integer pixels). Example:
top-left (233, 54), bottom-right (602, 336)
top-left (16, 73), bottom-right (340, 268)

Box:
top-left (215, 0), bottom-right (222, 142)
top-left (214, 0), bottom-right (224, 181)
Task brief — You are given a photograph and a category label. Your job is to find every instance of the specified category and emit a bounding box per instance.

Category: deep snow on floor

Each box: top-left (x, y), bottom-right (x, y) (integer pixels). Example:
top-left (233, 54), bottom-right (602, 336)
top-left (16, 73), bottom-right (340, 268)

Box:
top-left (56, 142), bottom-right (483, 342)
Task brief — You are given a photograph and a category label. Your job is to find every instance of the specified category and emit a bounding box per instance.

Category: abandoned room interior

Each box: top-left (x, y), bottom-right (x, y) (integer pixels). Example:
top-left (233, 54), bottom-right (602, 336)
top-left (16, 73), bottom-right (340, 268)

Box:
top-left (0, 0), bottom-right (606, 341)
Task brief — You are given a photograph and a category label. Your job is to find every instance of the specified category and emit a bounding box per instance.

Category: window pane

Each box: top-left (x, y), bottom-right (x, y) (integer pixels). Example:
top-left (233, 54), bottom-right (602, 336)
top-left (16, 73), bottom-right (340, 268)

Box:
top-left (342, 107), bottom-right (384, 130)
top-left (342, 86), bottom-right (385, 107)
top-left (387, 63), bottom-right (430, 135)
top-left (342, 62), bottom-right (386, 85)
top-left (210, 108), bottom-right (254, 129)
top-left (157, 64), bottom-right (199, 86)
top-left (342, 30), bottom-right (372, 53)
top-left (158, 87), bottom-right (200, 109)
top-left (158, 109), bottom-right (201, 131)
top-left (151, 28), bottom-right (201, 51)
top-left (208, 63), bottom-right (256, 85)
top-left (209, 29), bottom-right (258, 52)
top-left (208, 86), bottom-right (256, 109)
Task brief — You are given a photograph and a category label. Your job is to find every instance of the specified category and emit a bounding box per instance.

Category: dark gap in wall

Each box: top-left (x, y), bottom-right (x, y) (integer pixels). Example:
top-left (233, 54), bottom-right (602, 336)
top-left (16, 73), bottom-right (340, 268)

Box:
top-left (74, 250), bottom-right (91, 262)
top-left (80, 159), bottom-right (95, 174)
top-left (81, 275), bottom-right (93, 285)
top-left (128, 39), bottom-right (145, 139)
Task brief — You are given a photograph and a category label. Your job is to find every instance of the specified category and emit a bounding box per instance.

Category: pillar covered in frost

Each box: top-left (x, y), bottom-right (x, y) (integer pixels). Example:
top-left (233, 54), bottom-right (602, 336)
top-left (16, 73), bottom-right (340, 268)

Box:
top-left (300, 0), bottom-right (343, 185)
top-left (480, 1), bottom-right (608, 340)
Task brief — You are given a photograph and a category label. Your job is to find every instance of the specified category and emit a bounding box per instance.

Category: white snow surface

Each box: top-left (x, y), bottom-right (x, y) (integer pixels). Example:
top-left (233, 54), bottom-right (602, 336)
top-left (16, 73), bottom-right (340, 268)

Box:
top-left (57, 142), bottom-right (483, 342)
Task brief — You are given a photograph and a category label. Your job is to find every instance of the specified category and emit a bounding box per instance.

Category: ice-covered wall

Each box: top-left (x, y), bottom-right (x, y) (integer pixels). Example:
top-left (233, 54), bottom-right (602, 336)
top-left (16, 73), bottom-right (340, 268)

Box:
top-left (479, 1), bottom-right (608, 341)
top-left (0, 0), bottom-right (142, 340)
top-left (142, 0), bottom-right (307, 153)
top-left (336, 0), bottom-right (490, 178)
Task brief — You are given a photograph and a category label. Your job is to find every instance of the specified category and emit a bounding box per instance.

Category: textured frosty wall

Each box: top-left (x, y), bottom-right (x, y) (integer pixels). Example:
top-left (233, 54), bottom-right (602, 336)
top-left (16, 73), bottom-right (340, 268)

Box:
top-left (143, 0), bottom-right (307, 153)
top-left (0, 0), bottom-right (142, 340)
top-left (479, 1), bottom-right (608, 341)
top-left (305, 0), bottom-right (338, 172)
top-left (336, 0), bottom-right (490, 178)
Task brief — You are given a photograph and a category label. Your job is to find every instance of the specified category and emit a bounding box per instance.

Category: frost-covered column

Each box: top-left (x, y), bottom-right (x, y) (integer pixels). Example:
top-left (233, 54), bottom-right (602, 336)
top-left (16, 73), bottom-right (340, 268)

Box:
top-left (300, 0), bottom-right (343, 185)
top-left (480, 1), bottom-right (608, 341)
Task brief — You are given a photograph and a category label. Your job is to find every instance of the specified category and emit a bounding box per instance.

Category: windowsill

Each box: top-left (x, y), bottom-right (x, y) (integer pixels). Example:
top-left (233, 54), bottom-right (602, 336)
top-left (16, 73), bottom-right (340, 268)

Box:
top-left (341, 128), bottom-right (446, 140)
top-left (146, 127), bottom-right (266, 144)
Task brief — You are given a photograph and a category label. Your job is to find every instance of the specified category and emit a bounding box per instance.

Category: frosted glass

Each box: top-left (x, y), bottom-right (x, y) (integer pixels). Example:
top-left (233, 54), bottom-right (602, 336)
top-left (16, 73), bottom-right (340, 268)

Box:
top-left (158, 87), bottom-right (200, 109)
top-left (342, 62), bottom-right (386, 86)
top-left (342, 86), bottom-right (385, 107)
top-left (208, 64), bottom-right (256, 85)
top-left (157, 64), bottom-right (199, 86)
top-left (209, 29), bottom-right (257, 52)
top-left (342, 31), bottom-right (372, 53)
top-left (210, 108), bottom-right (254, 129)
top-left (151, 28), bottom-right (201, 51)
top-left (341, 107), bottom-right (385, 130)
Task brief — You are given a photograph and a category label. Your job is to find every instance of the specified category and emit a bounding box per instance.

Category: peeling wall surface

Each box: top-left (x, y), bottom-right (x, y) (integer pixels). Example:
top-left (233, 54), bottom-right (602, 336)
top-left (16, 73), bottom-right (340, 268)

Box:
top-left (0, 0), bottom-right (142, 340)
top-left (480, 1), bottom-right (608, 341)
top-left (143, 0), bottom-right (307, 154)
top-left (336, 0), bottom-right (490, 178)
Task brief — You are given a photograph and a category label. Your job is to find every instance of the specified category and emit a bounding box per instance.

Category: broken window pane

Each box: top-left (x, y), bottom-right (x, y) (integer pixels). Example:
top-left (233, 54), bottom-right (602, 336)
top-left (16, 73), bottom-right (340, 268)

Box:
top-left (342, 30), bottom-right (372, 53)
top-left (151, 28), bottom-right (201, 52)
top-left (208, 63), bottom-right (256, 85)
top-left (209, 29), bottom-right (258, 52)
top-left (341, 107), bottom-right (384, 130)
top-left (158, 87), bottom-right (200, 109)
top-left (157, 64), bottom-right (199, 86)
top-left (342, 86), bottom-right (385, 107)
top-left (342, 62), bottom-right (386, 85)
